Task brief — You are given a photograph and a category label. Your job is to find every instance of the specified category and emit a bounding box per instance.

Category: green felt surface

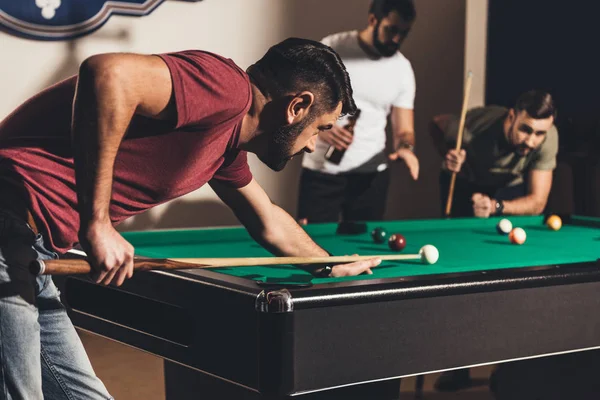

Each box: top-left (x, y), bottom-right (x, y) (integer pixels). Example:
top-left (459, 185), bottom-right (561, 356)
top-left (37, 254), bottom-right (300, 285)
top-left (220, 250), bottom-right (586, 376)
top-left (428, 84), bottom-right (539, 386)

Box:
top-left (121, 215), bottom-right (600, 285)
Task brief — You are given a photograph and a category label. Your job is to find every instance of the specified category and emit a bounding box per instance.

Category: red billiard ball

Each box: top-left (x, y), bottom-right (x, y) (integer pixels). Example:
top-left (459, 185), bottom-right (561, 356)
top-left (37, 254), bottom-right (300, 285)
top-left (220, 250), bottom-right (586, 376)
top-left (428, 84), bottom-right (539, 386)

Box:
top-left (388, 233), bottom-right (406, 251)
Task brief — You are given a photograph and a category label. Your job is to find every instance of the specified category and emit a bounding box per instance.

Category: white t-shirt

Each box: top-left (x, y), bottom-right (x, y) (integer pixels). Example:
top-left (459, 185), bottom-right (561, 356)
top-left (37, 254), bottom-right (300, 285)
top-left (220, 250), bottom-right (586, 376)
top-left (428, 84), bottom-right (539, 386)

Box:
top-left (302, 30), bottom-right (416, 174)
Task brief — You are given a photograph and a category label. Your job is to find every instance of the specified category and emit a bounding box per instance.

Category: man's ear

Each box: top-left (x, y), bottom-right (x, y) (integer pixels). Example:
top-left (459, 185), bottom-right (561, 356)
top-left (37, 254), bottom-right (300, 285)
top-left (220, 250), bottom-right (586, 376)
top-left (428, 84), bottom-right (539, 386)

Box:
top-left (286, 91), bottom-right (315, 124)
top-left (367, 14), bottom-right (378, 28)
top-left (507, 108), bottom-right (516, 123)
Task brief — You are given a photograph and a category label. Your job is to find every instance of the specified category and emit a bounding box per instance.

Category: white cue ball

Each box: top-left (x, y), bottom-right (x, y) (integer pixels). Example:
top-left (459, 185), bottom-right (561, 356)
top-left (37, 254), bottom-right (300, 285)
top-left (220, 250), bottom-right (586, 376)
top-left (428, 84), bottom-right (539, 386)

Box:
top-left (419, 245), bottom-right (439, 264)
top-left (497, 218), bottom-right (512, 235)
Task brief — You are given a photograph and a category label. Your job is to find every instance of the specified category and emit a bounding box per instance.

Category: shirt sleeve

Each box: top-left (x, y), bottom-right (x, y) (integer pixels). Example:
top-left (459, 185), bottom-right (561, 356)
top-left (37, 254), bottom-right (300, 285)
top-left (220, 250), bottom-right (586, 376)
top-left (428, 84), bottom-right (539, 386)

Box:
top-left (156, 50), bottom-right (251, 130)
top-left (321, 35), bottom-right (332, 47)
top-left (392, 61), bottom-right (416, 109)
top-left (531, 125), bottom-right (559, 170)
top-left (441, 113), bottom-right (474, 148)
top-left (211, 150), bottom-right (253, 188)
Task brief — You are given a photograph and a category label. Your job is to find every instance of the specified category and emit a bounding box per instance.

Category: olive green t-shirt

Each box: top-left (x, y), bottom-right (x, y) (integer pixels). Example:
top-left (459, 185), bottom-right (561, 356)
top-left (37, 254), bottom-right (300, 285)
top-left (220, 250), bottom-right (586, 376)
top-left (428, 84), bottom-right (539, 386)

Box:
top-left (443, 105), bottom-right (558, 188)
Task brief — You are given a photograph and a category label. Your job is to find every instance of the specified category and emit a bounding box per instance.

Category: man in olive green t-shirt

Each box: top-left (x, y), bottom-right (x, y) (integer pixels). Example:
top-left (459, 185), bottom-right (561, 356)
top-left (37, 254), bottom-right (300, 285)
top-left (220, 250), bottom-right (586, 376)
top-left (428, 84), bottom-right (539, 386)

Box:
top-left (432, 89), bottom-right (558, 218)
top-left (430, 90), bottom-right (558, 392)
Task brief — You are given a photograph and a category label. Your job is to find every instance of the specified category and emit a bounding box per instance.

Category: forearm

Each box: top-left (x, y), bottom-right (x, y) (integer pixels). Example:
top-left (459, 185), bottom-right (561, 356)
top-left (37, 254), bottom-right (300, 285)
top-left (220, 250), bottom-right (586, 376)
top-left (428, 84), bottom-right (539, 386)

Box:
top-left (391, 108), bottom-right (415, 150)
top-left (499, 195), bottom-right (547, 215)
top-left (72, 57), bottom-right (137, 231)
top-left (256, 205), bottom-right (329, 257)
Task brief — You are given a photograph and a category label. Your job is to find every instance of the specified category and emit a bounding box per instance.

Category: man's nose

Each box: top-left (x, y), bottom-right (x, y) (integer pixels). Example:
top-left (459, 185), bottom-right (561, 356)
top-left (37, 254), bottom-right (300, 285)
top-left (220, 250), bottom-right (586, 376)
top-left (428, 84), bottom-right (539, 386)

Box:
top-left (305, 136), bottom-right (317, 153)
top-left (526, 135), bottom-right (537, 148)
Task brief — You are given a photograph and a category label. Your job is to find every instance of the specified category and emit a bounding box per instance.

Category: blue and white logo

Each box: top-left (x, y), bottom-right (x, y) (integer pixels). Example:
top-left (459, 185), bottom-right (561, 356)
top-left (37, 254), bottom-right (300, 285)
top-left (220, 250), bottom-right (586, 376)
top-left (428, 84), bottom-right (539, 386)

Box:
top-left (0, 0), bottom-right (166, 40)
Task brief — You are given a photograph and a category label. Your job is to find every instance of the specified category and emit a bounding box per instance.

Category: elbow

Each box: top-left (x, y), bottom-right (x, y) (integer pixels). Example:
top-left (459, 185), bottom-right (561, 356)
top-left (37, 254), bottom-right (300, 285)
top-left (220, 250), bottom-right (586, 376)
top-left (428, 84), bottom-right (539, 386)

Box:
top-left (260, 226), bottom-right (283, 248)
top-left (533, 199), bottom-right (547, 215)
top-left (78, 54), bottom-right (126, 92)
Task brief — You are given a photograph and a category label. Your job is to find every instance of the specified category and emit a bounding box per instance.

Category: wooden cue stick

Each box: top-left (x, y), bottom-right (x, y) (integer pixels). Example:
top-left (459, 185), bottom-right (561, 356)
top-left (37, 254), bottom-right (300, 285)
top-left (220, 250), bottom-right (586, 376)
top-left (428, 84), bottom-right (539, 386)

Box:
top-left (30, 254), bottom-right (423, 276)
top-left (444, 71), bottom-right (474, 217)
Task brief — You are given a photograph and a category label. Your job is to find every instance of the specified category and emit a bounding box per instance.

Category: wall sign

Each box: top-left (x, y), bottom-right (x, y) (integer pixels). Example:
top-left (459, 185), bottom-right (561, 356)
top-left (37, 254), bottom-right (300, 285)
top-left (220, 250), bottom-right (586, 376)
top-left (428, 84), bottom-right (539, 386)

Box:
top-left (0, 0), bottom-right (171, 40)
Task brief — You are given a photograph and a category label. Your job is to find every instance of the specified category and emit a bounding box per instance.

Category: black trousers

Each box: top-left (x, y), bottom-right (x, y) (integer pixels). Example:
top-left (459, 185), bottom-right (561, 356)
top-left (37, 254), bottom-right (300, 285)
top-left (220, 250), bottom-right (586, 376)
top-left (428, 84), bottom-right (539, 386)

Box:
top-left (297, 168), bottom-right (391, 223)
top-left (439, 171), bottom-right (527, 217)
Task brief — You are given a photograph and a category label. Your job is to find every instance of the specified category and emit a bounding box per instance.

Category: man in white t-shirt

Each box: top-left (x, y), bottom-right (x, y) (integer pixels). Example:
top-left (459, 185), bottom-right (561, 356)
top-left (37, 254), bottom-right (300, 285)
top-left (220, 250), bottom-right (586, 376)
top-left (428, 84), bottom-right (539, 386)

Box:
top-left (297, 0), bottom-right (419, 224)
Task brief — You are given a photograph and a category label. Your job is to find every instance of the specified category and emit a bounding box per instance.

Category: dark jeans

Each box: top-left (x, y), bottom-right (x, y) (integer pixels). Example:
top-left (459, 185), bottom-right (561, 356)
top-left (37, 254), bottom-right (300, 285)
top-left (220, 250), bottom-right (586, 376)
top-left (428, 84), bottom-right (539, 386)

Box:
top-left (297, 168), bottom-right (391, 223)
top-left (439, 171), bottom-right (527, 217)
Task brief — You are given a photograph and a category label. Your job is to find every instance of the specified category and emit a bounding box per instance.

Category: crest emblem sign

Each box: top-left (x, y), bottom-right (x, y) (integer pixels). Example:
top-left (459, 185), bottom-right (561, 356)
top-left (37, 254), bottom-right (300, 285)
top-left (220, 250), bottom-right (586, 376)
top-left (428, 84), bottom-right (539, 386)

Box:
top-left (0, 0), bottom-right (167, 40)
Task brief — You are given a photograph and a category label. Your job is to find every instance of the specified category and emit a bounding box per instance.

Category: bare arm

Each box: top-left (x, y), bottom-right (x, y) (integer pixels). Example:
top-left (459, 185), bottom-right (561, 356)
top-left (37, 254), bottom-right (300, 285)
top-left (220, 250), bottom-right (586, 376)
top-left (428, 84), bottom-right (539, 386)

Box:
top-left (390, 107), bottom-right (415, 149)
top-left (72, 53), bottom-right (175, 285)
top-left (501, 169), bottom-right (553, 215)
top-left (388, 107), bottom-right (419, 179)
top-left (73, 53), bottom-right (174, 228)
top-left (210, 179), bottom-right (380, 277)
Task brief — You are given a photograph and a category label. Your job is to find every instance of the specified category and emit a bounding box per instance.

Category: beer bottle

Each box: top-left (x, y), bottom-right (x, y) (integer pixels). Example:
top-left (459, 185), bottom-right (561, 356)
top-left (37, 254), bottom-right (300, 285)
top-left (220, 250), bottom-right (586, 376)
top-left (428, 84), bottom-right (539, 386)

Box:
top-left (325, 109), bottom-right (361, 165)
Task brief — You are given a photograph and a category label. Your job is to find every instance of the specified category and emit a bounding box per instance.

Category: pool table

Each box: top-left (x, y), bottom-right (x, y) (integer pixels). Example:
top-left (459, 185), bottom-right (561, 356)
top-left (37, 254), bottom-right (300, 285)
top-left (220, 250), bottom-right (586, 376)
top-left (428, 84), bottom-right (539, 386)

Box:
top-left (55, 215), bottom-right (600, 399)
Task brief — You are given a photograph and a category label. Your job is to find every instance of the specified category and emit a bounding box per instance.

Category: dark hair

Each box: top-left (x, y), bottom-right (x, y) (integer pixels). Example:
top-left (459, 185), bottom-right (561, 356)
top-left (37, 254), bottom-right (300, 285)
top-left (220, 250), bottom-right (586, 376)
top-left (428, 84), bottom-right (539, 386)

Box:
top-left (247, 37), bottom-right (357, 117)
top-left (369, 0), bottom-right (417, 22)
top-left (514, 90), bottom-right (557, 119)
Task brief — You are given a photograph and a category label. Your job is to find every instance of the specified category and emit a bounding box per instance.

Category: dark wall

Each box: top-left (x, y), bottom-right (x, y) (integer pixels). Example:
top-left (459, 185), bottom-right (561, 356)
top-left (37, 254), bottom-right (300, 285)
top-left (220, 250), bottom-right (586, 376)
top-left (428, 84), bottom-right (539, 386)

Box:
top-left (486, 1), bottom-right (600, 113)
top-left (486, 0), bottom-right (600, 216)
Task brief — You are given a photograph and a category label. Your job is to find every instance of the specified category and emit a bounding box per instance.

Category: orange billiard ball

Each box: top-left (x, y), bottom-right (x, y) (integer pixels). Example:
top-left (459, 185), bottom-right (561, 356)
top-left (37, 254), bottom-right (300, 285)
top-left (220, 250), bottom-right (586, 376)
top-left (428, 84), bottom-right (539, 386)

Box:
top-left (546, 215), bottom-right (562, 231)
top-left (509, 227), bottom-right (526, 245)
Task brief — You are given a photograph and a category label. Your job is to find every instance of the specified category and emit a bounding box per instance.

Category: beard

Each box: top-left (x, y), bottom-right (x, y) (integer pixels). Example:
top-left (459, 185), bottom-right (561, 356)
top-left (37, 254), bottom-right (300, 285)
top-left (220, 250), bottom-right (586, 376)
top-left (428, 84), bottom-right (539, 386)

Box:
top-left (373, 21), bottom-right (401, 57)
top-left (263, 118), bottom-right (312, 171)
top-left (508, 120), bottom-right (533, 156)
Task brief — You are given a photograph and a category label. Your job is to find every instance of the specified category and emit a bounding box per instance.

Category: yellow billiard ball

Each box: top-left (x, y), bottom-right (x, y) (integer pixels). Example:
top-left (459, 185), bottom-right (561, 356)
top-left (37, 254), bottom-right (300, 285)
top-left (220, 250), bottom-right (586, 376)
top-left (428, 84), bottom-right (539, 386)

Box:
top-left (546, 215), bottom-right (562, 231)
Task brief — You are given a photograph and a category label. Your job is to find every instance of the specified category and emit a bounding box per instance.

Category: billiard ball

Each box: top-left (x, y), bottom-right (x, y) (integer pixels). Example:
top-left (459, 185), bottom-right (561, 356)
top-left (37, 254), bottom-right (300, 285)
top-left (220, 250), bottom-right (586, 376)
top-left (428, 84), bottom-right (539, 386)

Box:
top-left (371, 227), bottom-right (387, 243)
top-left (509, 227), bottom-right (526, 244)
top-left (388, 233), bottom-right (406, 251)
top-left (496, 218), bottom-right (512, 235)
top-left (419, 244), bottom-right (439, 264)
top-left (546, 215), bottom-right (562, 231)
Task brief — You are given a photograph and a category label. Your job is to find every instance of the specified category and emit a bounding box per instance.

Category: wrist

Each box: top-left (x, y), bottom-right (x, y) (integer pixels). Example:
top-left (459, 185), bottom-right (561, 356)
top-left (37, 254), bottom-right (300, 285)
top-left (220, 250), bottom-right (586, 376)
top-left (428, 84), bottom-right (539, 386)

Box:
top-left (314, 250), bottom-right (335, 277)
top-left (396, 143), bottom-right (414, 153)
top-left (493, 199), bottom-right (504, 215)
top-left (79, 218), bottom-right (111, 240)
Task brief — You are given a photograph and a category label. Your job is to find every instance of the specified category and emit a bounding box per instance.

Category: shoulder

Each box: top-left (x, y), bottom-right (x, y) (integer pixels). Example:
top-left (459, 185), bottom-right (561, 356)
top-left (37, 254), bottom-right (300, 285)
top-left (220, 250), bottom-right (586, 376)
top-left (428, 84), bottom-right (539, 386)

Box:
top-left (467, 105), bottom-right (507, 124)
top-left (321, 30), bottom-right (357, 49)
top-left (390, 51), bottom-right (415, 81)
top-left (540, 124), bottom-right (559, 151)
top-left (157, 49), bottom-right (250, 97)
top-left (157, 50), bottom-right (247, 80)
top-left (155, 50), bottom-right (251, 127)
top-left (392, 51), bottom-right (413, 69)
top-left (463, 105), bottom-right (507, 135)
top-left (468, 105), bottom-right (507, 119)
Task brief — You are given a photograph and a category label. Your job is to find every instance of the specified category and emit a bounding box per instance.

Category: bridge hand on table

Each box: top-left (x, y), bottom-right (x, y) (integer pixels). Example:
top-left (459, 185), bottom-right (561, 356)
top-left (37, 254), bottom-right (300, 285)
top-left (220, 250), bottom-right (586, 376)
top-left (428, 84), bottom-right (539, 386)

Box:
top-left (330, 255), bottom-right (381, 277)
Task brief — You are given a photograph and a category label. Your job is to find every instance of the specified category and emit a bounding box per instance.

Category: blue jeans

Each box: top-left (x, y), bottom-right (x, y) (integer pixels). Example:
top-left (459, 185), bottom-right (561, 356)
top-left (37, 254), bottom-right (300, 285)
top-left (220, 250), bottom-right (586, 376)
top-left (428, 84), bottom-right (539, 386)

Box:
top-left (0, 209), bottom-right (112, 400)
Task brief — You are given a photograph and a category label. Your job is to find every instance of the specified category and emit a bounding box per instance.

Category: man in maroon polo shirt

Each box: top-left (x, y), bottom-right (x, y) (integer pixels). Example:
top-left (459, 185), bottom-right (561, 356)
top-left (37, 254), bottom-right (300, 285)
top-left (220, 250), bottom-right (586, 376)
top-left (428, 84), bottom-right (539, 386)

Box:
top-left (0, 38), bottom-right (379, 399)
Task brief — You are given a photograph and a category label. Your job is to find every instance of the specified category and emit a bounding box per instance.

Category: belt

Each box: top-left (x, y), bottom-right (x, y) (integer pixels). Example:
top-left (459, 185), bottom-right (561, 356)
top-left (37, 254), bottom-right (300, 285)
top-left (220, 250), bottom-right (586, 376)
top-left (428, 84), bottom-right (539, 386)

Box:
top-left (0, 196), bottom-right (40, 236)
top-left (26, 209), bottom-right (40, 236)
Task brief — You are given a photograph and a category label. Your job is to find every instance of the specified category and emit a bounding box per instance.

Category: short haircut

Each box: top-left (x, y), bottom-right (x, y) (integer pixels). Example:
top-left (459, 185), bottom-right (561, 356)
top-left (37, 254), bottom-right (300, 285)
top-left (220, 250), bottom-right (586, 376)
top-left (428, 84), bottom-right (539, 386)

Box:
top-left (369, 0), bottom-right (417, 22)
top-left (247, 37), bottom-right (357, 117)
top-left (514, 90), bottom-right (557, 119)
